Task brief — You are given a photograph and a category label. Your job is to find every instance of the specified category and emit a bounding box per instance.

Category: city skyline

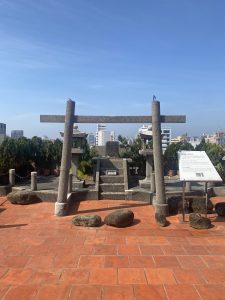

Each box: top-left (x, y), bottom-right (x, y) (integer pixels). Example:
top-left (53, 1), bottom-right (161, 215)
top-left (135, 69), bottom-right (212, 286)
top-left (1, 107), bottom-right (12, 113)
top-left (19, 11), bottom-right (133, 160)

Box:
top-left (1, 0), bottom-right (225, 138)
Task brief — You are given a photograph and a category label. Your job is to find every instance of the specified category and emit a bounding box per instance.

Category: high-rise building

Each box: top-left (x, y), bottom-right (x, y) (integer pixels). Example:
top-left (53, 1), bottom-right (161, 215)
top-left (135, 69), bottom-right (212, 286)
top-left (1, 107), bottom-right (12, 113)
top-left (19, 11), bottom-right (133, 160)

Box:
top-left (161, 127), bottom-right (171, 153)
top-left (87, 133), bottom-right (95, 146)
top-left (0, 123), bottom-right (6, 144)
top-left (11, 130), bottom-right (24, 139)
top-left (95, 124), bottom-right (115, 146)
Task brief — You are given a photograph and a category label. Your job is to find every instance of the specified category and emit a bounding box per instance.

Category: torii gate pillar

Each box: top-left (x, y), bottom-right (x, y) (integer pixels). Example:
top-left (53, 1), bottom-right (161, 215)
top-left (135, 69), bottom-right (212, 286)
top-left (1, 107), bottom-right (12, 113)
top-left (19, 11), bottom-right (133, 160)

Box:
top-left (152, 100), bottom-right (168, 216)
top-left (55, 99), bottom-right (75, 216)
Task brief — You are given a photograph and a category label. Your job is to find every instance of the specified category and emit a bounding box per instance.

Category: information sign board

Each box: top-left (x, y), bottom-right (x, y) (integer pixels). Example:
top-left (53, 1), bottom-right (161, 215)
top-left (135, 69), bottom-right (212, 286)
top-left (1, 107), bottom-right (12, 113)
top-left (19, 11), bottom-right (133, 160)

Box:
top-left (179, 151), bottom-right (222, 182)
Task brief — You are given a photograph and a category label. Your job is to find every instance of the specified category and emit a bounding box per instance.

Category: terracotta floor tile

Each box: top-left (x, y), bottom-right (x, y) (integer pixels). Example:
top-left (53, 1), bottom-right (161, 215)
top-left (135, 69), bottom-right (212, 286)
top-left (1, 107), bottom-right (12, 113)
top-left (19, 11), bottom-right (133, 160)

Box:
top-left (104, 256), bottom-right (129, 268)
top-left (201, 255), bottom-right (225, 268)
top-left (92, 245), bottom-right (117, 255)
top-left (36, 284), bottom-right (71, 300)
top-left (4, 284), bottom-right (38, 300)
top-left (118, 245), bottom-right (140, 255)
top-left (129, 256), bottom-right (155, 268)
top-left (102, 285), bottom-right (134, 300)
top-left (118, 268), bottom-right (147, 284)
top-left (161, 246), bottom-right (186, 255)
top-left (139, 245), bottom-right (163, 255)
top-left (145, 268), bottom-right (177, 284)
top-left (29, 269), bottom-right (61, 284)
top-left (78, 255), bottom-right (105, 268)
top-left (1, 268), bottom-right (34, 285)
top-left (54, 254), bottom-right (79, 268)
top-left (105, 236), bottom-right (126, 244)
top-left (60, 269), bottom-right (89, 284)
top-left (1, 256), bottom-right (29, 268)
top-left (153, 256), bottom-right (181, 268)
top-left (177, 256), bottom-right (208, 269)
top-left (173, 269), bottom-right (205, 284)
top-left (201, 269), bottom-right (225, 284)
top-left (183, 245), bottom-right (209, 255)
top-left (195, 284), bottom-right (225, 300)
top-left (0, 285), bottom-right (10, 299)
top-left (26, 255), bottom-right (54, 269)
top-left (0, 267), bottom-right (8, 279)
top-left (134, 285), bottom-right (167, 300)
top-left (89, 268), bottom-right (117, 285)
top-left (165, 284), bottom-right (201, 300)
top-left (206, 246), bottom-right (225, 254)
top-left (148, 237), bottom-right (169, 245)
top-left (70, 285), bottom-right (101, 300)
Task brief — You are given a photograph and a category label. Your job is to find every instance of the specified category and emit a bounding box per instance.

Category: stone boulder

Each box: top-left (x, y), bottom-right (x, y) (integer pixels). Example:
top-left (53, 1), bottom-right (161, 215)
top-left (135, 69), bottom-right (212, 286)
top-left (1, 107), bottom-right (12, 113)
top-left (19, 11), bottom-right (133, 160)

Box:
top-left (72, 215), bottom-right (102, 227)
top-left (215, 202), bottom-right (225, 217)
top-left (7, 191), bottom-right (41, 205)
top-left (155, 213), bottom-right (168, 227)
top-left (189, 198), bottom-right (213, 214)
top-left (189, 213), bottom-right (211, 229)
top-left (104, 209), bottom-right (134, 228)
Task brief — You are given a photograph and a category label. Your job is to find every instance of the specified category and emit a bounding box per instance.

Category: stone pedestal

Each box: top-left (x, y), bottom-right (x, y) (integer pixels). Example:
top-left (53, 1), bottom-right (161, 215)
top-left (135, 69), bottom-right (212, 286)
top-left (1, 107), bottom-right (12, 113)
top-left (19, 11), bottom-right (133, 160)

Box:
top-left (139, 149), bottom-right (153, 189)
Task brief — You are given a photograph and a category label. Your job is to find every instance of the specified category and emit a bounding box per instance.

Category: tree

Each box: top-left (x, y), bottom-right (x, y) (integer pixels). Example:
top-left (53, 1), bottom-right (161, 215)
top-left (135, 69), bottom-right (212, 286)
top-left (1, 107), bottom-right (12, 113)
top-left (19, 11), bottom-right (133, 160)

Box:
top-left (164, 141), bottom-right (194, 173)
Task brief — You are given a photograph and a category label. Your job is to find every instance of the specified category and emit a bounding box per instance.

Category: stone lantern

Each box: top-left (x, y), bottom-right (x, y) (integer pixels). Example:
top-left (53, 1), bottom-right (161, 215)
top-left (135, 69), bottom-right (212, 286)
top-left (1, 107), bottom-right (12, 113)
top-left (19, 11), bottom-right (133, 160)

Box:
top-left (60, 125), bottom-right (88, 189)
top-left (138, 125), bottom-right (154, 190)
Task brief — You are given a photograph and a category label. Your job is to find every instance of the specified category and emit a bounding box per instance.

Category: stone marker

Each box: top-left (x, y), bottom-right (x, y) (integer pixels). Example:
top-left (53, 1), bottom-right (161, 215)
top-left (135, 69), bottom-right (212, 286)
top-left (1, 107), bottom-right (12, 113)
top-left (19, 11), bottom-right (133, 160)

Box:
top-left (215, 202), bottom-right (225, 217)
top-left (189, 213), bottom-right (211, 229)
top-left (72, 214), bottom-right (102, 227)
top-left (105, 141), bottom-right (119, 157)
top-left (7, 191), bottom-right (41, 205)
top-left (104, 209), bottom-right (134, 227)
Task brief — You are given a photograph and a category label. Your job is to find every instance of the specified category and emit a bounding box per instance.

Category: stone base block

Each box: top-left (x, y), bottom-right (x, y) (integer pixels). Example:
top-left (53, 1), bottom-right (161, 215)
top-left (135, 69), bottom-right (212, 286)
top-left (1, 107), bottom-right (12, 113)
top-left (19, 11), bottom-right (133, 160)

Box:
top-left (73, 180), bottom-right (85, 189)
top-left (139, 179), bottom-right (151, 189)
top-left (154, 203), bottom-right (169, 217)
top-left (54, 202), bottom-right (68, 216)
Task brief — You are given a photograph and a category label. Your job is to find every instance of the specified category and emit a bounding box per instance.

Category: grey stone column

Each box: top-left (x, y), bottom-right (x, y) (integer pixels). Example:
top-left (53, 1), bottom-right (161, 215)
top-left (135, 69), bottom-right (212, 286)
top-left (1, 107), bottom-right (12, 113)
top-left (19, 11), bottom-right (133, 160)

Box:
top-left (9, 169), bottom-right (15, 186)
top-left (150, 172), bottom-right (156, 193)
top-left (152, 100), bottom-right (168, 216)
top-left (55, 100), bottom-right (75, 216)
top-left (68, 173), bottom-right (73, 193)
top-left (31, 172), bottom-right (37, 191)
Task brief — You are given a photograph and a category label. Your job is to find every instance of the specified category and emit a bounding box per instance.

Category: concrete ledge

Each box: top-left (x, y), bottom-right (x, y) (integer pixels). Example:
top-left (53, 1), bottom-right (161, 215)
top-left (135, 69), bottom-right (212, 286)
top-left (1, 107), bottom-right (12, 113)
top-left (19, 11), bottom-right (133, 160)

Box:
top-left (211, 186), bottom-right (225, 197)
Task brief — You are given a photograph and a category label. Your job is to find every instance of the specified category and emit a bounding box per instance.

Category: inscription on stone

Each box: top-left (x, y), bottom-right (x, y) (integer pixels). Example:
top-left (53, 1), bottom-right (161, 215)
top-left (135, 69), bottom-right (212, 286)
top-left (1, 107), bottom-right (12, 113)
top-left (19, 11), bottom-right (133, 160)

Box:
top-left (105, 141), bottom-right (119, 157)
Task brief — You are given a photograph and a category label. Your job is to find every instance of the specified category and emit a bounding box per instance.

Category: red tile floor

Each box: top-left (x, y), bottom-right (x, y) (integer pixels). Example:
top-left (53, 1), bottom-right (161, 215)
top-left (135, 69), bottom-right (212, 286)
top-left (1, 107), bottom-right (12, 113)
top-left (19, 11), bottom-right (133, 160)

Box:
top-left (0, 196), bottom-right (225, 300)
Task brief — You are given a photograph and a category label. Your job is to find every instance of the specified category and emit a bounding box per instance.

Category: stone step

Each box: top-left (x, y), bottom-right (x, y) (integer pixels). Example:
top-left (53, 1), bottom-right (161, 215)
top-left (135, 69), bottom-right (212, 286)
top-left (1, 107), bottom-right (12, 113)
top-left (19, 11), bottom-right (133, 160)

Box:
top-left (99, 192), bottom-right (126, 200)
top-left (99, 183), bottom-right (125, 193)
top-left (100, 175), bottom-right (124, 184)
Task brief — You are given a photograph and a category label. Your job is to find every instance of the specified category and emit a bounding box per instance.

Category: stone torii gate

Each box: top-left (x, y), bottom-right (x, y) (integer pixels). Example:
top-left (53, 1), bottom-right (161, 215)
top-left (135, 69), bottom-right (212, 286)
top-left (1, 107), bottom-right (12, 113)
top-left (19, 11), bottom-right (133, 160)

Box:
top-left (40, 99), bottom-right (186, 217)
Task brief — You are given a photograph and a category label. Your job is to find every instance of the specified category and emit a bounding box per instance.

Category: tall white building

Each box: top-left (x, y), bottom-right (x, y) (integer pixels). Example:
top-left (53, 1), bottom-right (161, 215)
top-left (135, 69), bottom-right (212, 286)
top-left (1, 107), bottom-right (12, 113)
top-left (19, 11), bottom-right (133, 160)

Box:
top-left (161, 127), bottom-right (171, 153)
top-left (0, 123), bottom-right (6, 144)
top-left (95, 124), bottom-right (115, 146)
top-left (11, 130), bottom-right (24, 139)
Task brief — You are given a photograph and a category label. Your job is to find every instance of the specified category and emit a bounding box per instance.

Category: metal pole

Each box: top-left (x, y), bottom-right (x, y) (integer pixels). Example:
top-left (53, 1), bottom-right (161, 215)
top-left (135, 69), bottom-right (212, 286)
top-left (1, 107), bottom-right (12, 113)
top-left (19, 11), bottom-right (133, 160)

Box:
top-left (152, 100), bottom-right (168, 216)
top-left (55, 99), bottom-right (75, 216)
top-left (205, 182), bottom-right (208, 218)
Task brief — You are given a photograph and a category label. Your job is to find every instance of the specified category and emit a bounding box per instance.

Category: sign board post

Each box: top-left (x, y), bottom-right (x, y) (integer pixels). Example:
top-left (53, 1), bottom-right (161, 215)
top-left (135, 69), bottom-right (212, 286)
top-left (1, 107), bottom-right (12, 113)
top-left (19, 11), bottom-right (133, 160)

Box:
top-left (179, 151), bottom-right (222, 222)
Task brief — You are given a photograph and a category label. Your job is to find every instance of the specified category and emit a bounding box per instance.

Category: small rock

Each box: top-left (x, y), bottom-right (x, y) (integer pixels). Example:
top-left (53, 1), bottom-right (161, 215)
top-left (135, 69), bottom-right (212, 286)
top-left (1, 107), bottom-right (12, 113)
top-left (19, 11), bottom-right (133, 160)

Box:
top-left (104, 209), bottom-right (134, 228)
top-left (72, 214), bottom-right (102, 227)
top-left (189, 198), bottom-right (213, 214)
top-left (7, 191), bottom-right (41, 205)
top-left (155, 213), bottom-right (168, 227)
top-left (189, 213), bottom-right (211, 229)
top-left (215, 202), bottom-right (225, 217)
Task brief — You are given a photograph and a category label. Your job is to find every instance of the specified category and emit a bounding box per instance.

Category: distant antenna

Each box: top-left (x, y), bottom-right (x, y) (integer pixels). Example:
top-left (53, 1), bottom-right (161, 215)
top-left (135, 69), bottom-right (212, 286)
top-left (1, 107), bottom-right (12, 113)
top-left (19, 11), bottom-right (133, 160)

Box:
top-left (153, 95), bottom-right (156, 101)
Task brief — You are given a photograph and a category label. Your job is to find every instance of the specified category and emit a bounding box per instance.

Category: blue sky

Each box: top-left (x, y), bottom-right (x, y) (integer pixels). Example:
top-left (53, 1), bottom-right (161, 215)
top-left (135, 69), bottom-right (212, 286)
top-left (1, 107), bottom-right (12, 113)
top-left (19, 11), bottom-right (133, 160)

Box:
top-left (0, 0), bottom-right (225, 139)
